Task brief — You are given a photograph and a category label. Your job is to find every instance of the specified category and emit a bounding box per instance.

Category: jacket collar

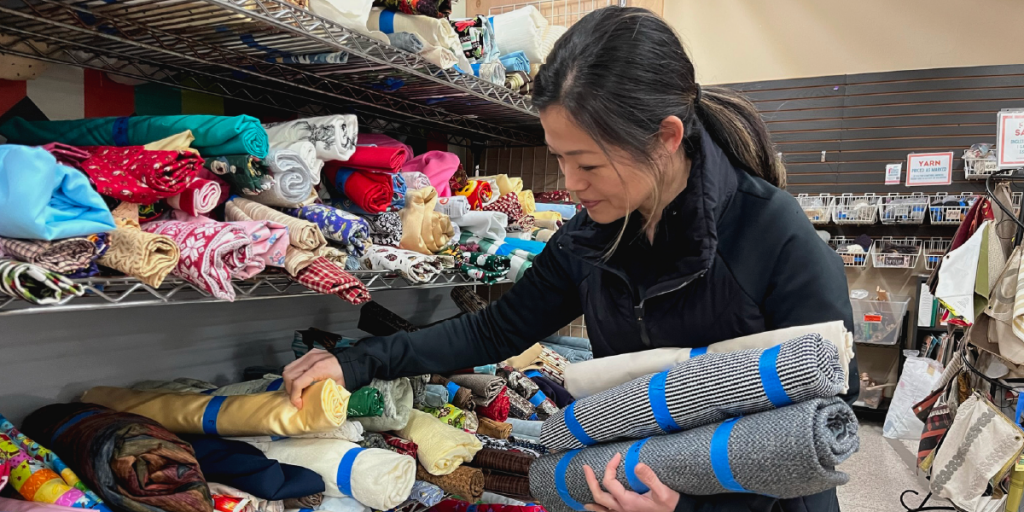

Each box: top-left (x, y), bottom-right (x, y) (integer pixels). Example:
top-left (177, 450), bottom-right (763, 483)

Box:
top-left (560, 127), bottom-right (740, 281)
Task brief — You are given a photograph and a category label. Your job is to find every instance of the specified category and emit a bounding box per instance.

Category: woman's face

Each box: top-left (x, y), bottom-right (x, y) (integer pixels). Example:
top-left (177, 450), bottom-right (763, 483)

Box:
top-left (540, 105), bottom-right (655, 224)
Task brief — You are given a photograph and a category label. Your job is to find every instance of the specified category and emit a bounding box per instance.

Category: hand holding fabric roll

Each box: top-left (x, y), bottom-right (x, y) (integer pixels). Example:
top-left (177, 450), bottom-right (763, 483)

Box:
top-left (81, 378), bottom-right (350, 437)
top-left (397, 409), bottom-right (482, 476)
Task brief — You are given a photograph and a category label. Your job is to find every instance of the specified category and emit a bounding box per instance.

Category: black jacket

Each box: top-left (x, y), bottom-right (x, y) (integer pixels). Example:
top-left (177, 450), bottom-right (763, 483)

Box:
top-left (337, 130), bottom-right (857, 512)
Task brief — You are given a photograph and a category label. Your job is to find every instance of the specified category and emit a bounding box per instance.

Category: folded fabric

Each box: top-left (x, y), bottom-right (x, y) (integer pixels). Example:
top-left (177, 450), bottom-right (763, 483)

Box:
top-left (208, 483), bottom-right (284, 512)
top-left (0, 237), bottom-right (97, 275)
top-left (563, 321), bottom-right (855, 398)
top-left (353, 378), bottom-right (414, 432)
top-left (532, 398), bottom-right (857, 512)
top-left (401, 151), bottom-right (461, 196)
top-left (534, 203), bottom-right (577, 220)
top-left (315, 245), bottom-right (359, 271)
top-left (530, 375), bottom-right (574, 409)
top-left (79, 146), bottom-right (200, 204)
top-left (504, 387), bottom-right (538, 421)
top-left (223, 219), bottom-right (288, 269)
top-left (360, 245), bottom-right (442, 283)
top-left (263, 115), bottom-right (357, 161)
top-left (456, 179), bottom-right (494, 209)
top-left (342, 145), bottom-right (408, 174)
top-left (436, 195), bottom-right (470, 219)
top-left (81, 379), bottom-right (350, 437)
top-left (376, 0), bottom-right (452, 17)
top-left (531, 190), bottom-right (573, 204)
top-left (0, 498), bottom-right (96, 512)
top-left (358, 432), bottom-right (390, 451)
top-left (292, 257), bottom-right (371, 305)
top-left (465, 252), bottom-right (511, 273)
top-left (401, 171), bottom-right (433, 191)
top-left (248, 150), bottom-right (315, 208)
top-left (142, 219), bottom-right (252, 300)
top-left (182, 436), bottom-right (325, 501)
top-left (533, 216), bottom-right (562, 231)
top-left (368, 8), bottom-right (461, 52)
top-left (0, 430), bottom-right (104, 509)
top-left (0, 260), bottom-right (85, 305)
top-left (500, 51), bottom-right (530, 73)
top-left (433, 500), bottom-right (543, 512)
top-left (506, 418), bottom-right (543, 439)
top-left (360, 211), bottom-right (403, 246)
top-left (540, 335), bottom-right (591, 363)
top-left (399, 186), bottom-right (454, 254)
top-left (167, 177), bottom-right (222, 215)
top-left (507, 215), bottom-right (535, 233)
top-left (477, 388), bottom-right (511, 423)
top-left (286, 204), bottom-right (370, 256)
top-left (271, 140), bottom-right (322, 184)
top-left (40, 142), bottom-right (91, 170)
top-left (450, 374), bottom-right (507, 405)
top-left (357, 134), bottom-right (414, 161)
top-left (458, 211), bottom-right (508, 240)
top-left (541, 334), bottom-right (845, 451)
top-left (496, 365), bottom-right (556, 419)
top-left (416, 465), bottom-right (484, 502)
top-left (325, 164), bottom-right (394, 214)
top-left (382, 433), bottom-right (419, 459)
top-left (402, 480), bottom-right (446, 510)
top-left (163, 211), bottom-right (267, 278)
top-left (282, 492), bottom-right (323, 511)
top-left (430, 374), bottom-right (476, 411)
top-left (21, 403), bottom-right (213, 512)
top-left (396, 409), bottom-right (482, 476)
top-left (423, 384), bottom-right (450, 408)
top-left (489, 5), bottom-right (554, 64)
top-left (226, 197), bottom-right (327, 251)
top-left (204, 155), bottom-right (273, 196)
top-left (424, 404), bottom-right (472, 430)
top-left (1, 115), bottom-right (269, 157)
top-left (326, 172), bottom-right (406, 215)
top-left (0, 145), bottom-right (116, 240)
top-left (348, 387), bottom-right (385, 417)
top-left (504, 344), bottom-right (567, 384)
top-left (477, 418), bottom-right (512, 440)
top-left (249, 439), bottom-right (414, 510)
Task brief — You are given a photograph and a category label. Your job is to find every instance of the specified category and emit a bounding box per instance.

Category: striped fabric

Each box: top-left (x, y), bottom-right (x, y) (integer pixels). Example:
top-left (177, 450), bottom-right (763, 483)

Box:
top-left (539, 334), bottom-right (845, 451)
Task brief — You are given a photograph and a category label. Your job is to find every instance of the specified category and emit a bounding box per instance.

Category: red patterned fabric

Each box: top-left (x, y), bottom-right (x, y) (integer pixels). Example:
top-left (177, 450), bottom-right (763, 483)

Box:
top-left (80, 146), bottom-right (203, 204)
top-left (381, 433), bottom-right (418, 459)
top-left (39, 142), bottom-right (91, 170)
top-left (430, 499), bottom-right (544, 512)
top-left (142, 219), bottom-right (253, 301)
top-left (293, 257), bottom-right (372, 305)
top-left (476, 386), bottom-right (510, 422)
top-left (482, 192), bottom-right (524, 222)
top-left (534, 190), bottom-right (573, 204)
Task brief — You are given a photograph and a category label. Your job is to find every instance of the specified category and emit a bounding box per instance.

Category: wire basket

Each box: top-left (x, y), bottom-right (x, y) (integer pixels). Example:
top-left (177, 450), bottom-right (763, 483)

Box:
top-left (829, 236), bottom-right (871, 268)
top-left (878, 192), bottom-right (928, 225)
top-left (832, 193), bottom-right (880, 225)
top-left (923, 238), bottom-right (952, 271)
top-left (963, 147), bottom-right (1000, 180)
top-left (851, 296), bottom-right (912, 345)
top-left (870, 236), bottom-right (922, 269)
top-left (929, 193), bottom-right (978, 225)
top-left (796, 193), bottom-right (833, 225)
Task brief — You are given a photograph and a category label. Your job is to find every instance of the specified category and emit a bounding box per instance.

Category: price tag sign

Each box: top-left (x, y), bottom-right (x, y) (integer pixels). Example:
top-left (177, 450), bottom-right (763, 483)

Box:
top-left (885, 163), bottom-right (902, 185)
top-left (997, 110), bottom-right (1024, 169)
top-left (906, 152), bottom-right (953, 187)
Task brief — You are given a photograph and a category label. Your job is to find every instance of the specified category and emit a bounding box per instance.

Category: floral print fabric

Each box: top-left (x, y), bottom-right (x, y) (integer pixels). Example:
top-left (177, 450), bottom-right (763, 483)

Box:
top-left (80, 146), bottom-right (202, 204)
top-left (204, 155), bottom-right (272, 196)
top-left (361, 212), bottom-right (403, 247)
top-left (142, 219), bottom-right (254, 301)
top-left (360, 245), bottom-right (442, 284)
top-left (285, 204), bottom-right (370, 257)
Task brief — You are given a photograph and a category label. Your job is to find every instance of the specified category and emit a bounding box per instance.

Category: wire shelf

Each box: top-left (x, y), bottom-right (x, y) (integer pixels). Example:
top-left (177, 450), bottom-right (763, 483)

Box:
top-left (0, 270), bottom-right (507, 316)
top-left (870, 237), bottom-right (923, 269)
top-left (963, 147), bottom-right (1000, 180)
top-left (0, 0), bottom-right (544, 146)
top-left (829, 237), bottom-right (871, 268)
top-left (832, 193), bottom-right (879, 225)
top-left (796, 193), bottom-right (833, 225)
top-left (929, 193), bottom-right (978, 225)
top-left (879, 193), bottom-right (928, 225)
top-left (923, 238), bottom-right (951, 271)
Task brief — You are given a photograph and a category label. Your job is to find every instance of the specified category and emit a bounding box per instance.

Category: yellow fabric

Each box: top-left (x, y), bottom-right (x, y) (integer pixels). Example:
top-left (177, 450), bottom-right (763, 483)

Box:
top-left (495, 175), bottom-right (523, 196)
top-left (396, 409), bottom-right (481, 476)
top-left (284, 247), bottom-right (317, 276)
top-left (143, 130), bottom-right (198, 154)
top-left (82, 379), bottom-right (350, 437)
top-left (530, 211), bottom-right (562, 222)
top-left (503, 343), bottom-right (544, 371)
top-left (534, 217), bottom-right (561, 231)
top-left (517, 190), bottom-right (536, 215)
top-left (399, 187), bottom-right (454, 255)
top-left (99, 227), bottom-right (180, 288)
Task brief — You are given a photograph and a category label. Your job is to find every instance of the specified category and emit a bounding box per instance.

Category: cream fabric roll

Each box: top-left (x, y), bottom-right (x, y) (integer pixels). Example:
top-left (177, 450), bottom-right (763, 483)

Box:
top-left (367, 8), bottom-right (471, 71)
top-left (226, 198), bottom-right (326, 251)
top-left (563, 321), bottom-right (854, 398)
top-left (399, 187), bottom-right (453, 255)
top-left (308, 0), bottom-right (389, 42)
top-left (271, 140), bottom-right (323, 185)
top-left (457, 211), bottom-right (508, 240)
top-left (396, 409), bottom-right (482, 476)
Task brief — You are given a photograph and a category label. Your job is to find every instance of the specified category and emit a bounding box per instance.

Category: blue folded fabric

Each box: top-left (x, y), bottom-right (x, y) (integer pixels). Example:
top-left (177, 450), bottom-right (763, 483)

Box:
top-left (424, 384), bottom-right (450, 409)
top-left (500, 50), bottom-right (530, 73)
top-left (535, 203), bottom-right (578, 220)
top-left (542, 335), bottom-right (594, 363)
top-left (543, 335), bottom-right (592, 351)
top-left (501, 237), bottom-right (546, 256)
top-left (0, 145), bottom-right (115, 240)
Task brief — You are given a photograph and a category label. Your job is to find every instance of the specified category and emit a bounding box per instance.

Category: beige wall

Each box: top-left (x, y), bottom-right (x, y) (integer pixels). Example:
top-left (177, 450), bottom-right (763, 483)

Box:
top-left (666, 0), bottom-right (1024, 85)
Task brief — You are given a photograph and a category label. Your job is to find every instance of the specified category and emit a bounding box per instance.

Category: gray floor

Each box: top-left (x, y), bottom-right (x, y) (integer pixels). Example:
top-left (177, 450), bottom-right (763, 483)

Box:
top-left (838, 419), bottom-right (952, 511)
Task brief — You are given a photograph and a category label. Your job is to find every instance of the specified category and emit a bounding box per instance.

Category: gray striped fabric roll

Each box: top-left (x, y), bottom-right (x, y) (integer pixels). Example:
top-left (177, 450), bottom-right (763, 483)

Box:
top-left (530, 398), bottom-right (858, 512)
top-left (540, 334), bottom-right (844, 451)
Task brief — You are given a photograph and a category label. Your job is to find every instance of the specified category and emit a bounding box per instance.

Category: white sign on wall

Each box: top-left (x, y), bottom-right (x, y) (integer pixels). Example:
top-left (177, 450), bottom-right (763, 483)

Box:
top-left (885, 163), bottom-right (902, 185)
top-left (997, 110), bottom-right (1024, 169)
top-left (906, 152), bottom-right (953, 187)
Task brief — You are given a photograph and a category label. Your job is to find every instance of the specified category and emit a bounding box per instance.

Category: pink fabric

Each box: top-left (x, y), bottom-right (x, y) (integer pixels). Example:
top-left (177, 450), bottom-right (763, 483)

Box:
top-left (142, 218), bottom-right (254, 301)
top-left (0, 498), bottom-right (83, 512)
top-left (357, 134), bottom-right (413, 165)
top-left (166, 178), bottom-right (221, 215)
top-left (0, 459), bottom-right (9, 492)
top-left (196, 167), bottom-right (231, 206)
top-left (171, 211), bottom-right (286, 276)
top-left (38, 143), bottom-right (91, 170)
top-left (403, 151), bottom-right (461, 197)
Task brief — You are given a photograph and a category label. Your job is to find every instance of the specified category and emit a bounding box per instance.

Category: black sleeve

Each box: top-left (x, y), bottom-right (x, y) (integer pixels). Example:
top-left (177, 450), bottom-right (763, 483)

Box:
top-left (336, 231), bottom-right (585, 389)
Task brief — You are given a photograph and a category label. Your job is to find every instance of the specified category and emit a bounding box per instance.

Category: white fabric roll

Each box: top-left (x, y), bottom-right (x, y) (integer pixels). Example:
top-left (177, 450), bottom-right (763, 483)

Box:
top-left (435, 195), bottom-right (469, 219)
top-left (271, 140), bottom-right (323, 185)
top-left (490, 6), bottom-right (552, 64)
top-left (251, 438), bottom-right (415, 510)
top-left (263, 115), bottom-right (358, 162)
top-left (458, 211), bottom-right (507, 240)
top-left (249, 149), bottom-right (315, 208)
top-left (308, 0), bottom-right (388, 42)
top-left (367, 8), bottom-right (471, 71)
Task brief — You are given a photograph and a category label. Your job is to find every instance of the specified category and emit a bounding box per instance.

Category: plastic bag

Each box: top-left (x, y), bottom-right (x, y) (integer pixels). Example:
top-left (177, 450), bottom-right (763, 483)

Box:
top-left (883, 351), bottom-right (944, 440)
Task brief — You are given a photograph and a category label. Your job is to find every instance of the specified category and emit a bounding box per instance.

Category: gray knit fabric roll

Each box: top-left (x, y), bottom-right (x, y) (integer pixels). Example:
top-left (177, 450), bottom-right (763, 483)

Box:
top-left (530, 398), bottom-right (858, 512)
top-left (540, 334), bottom-right (844, 451)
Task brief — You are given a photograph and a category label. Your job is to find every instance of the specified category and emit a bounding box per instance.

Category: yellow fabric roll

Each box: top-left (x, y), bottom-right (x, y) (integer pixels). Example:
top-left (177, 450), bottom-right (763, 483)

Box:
top-left (495, 175), bottom-right (523, 196)
top-left (530, 211), bottom-right (562, 222)
top-left (82, 379), bottom-right (350, 437)
top-left (399, 187), bottom-right (453, 255)
top-left (517, 190), bottom-right (536, 215)
top-left (284, 247), bottom-right (317, 276)
top-left (99, 226), bottom-right (180, 288)
top-left (396, 409), bottom-right (482, 476)
top-left (143, 130), bottom-right (198, 154)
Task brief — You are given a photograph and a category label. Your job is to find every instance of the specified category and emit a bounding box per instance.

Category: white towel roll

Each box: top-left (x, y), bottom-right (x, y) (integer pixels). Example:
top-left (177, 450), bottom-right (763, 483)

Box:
top-left (263, 115), bottom-right (358, 162)
top-left (271, 140), bottom-right (323, 185)
top-left (249, 149), bottom-right (314, 208)
top-left (308, 0), bottom-right (389, 42)
top-left (490, 6), bottom-right (550, 64)
top-left (458, 211), bottom-right (507, 240)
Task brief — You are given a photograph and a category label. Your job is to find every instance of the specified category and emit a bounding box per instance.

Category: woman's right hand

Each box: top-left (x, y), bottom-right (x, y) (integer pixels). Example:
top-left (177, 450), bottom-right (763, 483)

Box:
top-left (283, 349), bottom-right (346, 409)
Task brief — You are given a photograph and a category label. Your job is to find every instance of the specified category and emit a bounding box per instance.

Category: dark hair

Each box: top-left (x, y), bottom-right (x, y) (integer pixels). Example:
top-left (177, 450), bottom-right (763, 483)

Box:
top-left (533, 6), bottom-right (785, 196)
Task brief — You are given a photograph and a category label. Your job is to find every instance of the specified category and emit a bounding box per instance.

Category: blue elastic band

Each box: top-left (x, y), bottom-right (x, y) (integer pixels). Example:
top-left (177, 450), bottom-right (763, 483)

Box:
top-left (529, 390), bottom-right (549, 407)
top-left (52, 410), bottom-right (102, 443)
top-left (471, 63), bottom-right (481, 77)
top-left (1016, 393), bottom-right (1024, 427)
top-left (111, 117), bottom-right (129, 146)
top-left (758, 345), bottom-right (792, 408)
top-left (529, 413), bottom-right (539, 421)
top-left (524, 370), bottom-right (544, 379)
top-left (690, 346), bottom-right (708, 357)
top-left (647, 371), bottom-right (681, 433)
top-left (336, 447), bottom-right (364, 496)
top-left (379, 10), bottom-right (395, 34)
top-left (266, 378), bottom-right (284, 392)
top-left (201, 396), bottom-right (227, 435)
top-left (299, 509), bottom-right (314, 512)
top-left (555, 449), bottom-right (587, 511)
top-left (564, 402), bottom-right (596, 446)
top-left (710, 417), bottom-right (749, 493)
top-left (445, 381), bottom-right (461, 402)
top-left (624, 438), bottom-right (651, 494)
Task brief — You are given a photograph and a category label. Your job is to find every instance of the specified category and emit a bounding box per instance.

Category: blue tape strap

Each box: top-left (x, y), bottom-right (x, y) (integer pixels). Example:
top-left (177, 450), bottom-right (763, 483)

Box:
top-left (445, 381), bottom-right (461, 402)
top-left (111, 117), bottom-right (130, 146)
top-left (489, 16), bottom-right (494, 26)
top-left (690, 346), bottom-right (708, 357)
top-left (266, 378), bottom-right (284, 392)
top-left (201, 396), bottom-right (228, 435)
top-left (336, 447), bottom-right (364, 496)
top-left (710, 417), bottom-right (749, 493)
top-left (555, 449), bottom-right (587, 511)
top-left (524, 370), bottom-right (544, 379)
top-left (624, 438), bottom-right (651, 494)
top-left (529, 390), bottom-right (549, 407)
top-left (1016, 392), bottom-right (1024, 427)
top-left (758, 345), bottom-right (792, 408)
top-left (564, 402), bottom-right (596, 446)
top-left (378, 10), bottom-right (395, 34)
top-left (52, 410), bottom-right (102, 443)
top-left (528, 413), bottom-right (539, 421)
top-left (647, 371), bottom-right (681, 433)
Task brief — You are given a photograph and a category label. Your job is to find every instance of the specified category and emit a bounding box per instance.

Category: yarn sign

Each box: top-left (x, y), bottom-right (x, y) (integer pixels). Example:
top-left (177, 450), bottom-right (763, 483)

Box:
top-left (906, 152), bottom-right (953, 187)
top-left (997, 110), bottom-right (1024, 168)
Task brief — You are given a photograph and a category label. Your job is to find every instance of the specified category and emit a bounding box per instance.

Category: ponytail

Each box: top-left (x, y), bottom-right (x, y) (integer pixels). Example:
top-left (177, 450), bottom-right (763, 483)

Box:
top-left (694, 86), bottom-right (787, 188)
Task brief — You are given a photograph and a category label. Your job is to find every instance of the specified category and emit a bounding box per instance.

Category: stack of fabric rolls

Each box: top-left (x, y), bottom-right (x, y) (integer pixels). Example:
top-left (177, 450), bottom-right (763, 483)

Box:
top-left (490, 5), bottom-right (567, 80)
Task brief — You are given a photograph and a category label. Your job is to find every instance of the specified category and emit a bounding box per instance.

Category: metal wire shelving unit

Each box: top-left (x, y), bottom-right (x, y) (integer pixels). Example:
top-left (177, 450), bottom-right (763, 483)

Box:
top-left (0, 0), bottom-right (543, 146)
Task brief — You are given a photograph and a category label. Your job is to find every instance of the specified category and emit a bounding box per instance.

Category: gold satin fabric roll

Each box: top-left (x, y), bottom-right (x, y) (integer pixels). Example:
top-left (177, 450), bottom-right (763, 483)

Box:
top-left (517, 190), bottom-right (536, 215)
top-left (82, 379), bottom-right (350, 437)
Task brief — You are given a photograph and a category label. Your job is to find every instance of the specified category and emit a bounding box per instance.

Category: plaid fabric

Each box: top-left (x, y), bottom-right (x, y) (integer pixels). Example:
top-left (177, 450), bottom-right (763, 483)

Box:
top-left (381, 433), bottom-right (418, 459)
top-left (0, 237), bottom-right (99, 274)
top-left (482, 192), bottom-right (524, 222)
top-left (293, 257), bottom-right (371, 305)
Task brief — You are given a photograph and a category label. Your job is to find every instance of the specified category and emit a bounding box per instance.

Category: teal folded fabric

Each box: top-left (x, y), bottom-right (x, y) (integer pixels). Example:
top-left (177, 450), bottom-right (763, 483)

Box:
top-left (0, 145), bottom-right (115, 240)
top-left (0, 115), bottom-right (269, 157)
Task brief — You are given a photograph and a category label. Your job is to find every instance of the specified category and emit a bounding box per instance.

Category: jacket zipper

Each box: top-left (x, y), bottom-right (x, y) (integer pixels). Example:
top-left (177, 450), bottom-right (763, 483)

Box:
top-left (635, 269), bottom-right (708, 347)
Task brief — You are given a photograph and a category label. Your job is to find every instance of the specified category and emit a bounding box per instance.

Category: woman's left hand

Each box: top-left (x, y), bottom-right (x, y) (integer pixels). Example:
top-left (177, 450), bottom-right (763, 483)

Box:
top-left (583, 453), bottom-right (680, 512)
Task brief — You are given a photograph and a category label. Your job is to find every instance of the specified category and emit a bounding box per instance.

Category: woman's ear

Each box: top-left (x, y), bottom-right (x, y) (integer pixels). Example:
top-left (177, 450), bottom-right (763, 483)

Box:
top-left (658, 115), bottom-right (685, 156)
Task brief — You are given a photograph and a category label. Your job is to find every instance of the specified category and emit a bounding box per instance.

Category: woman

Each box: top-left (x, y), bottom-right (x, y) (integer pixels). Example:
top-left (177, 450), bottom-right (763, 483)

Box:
top-left (284, 7), bottom-right (857, 512)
